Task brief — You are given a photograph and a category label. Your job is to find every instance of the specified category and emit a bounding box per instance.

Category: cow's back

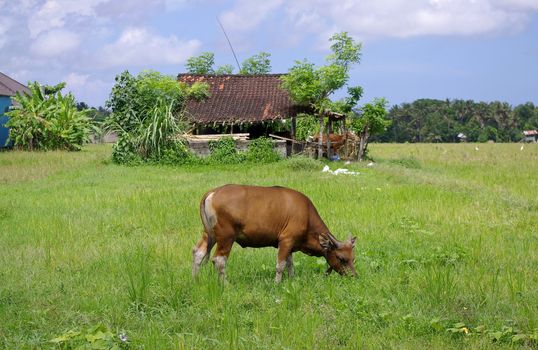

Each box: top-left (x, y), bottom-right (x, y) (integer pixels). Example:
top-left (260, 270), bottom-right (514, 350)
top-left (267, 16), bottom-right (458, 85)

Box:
top-left (206, 184), bottom-right (314, 247)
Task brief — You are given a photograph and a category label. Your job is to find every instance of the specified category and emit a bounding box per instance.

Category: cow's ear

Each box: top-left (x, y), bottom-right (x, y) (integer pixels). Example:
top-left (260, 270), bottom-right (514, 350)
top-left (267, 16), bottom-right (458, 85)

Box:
top-left (348, 235), bottom-right (357, 248)
top-left (319, 233), bottom-right (334, 250)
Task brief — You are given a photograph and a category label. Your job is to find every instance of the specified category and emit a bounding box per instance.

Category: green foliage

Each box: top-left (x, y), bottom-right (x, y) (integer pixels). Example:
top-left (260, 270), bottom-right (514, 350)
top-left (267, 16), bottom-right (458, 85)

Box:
top-left (239, 52), bottom-right (272, 75)
top-left (50, 324), bottom-right (129, 349)
top-left (327, 31), bottom-right (362, 67)
top-left (205, 137), bottom-right (280, 165)
top-left (281, 31), bottom-right (362, 115)
top-left (214, 64), bottom-right (235, 75)
top-left (281, 60), bottom-right (321, 106)
top-left (158, 141), bottom-right (197, 165)
top-left (207, 137), bottom-right (245, 164)
top-left (442, 321), bottom-right (537, 346)
top-left (244, 137), bottom-right (281, 163)
top-left (378, 99), bottom-right (537, 143)
top-left (185, 52), bottom-right (215, 74)
top-left (295, 114), bottom-right (319, 141)
top-left (112, 133), bottom-right (141, 165)
top-left (106, 70), bottom-right (207, 164)
top-left (6, 81), bottom-right (93, 151)
top-left (350, 98), bottom-right (391, 136)
top-left (105, 71), bottom-right (140, 134)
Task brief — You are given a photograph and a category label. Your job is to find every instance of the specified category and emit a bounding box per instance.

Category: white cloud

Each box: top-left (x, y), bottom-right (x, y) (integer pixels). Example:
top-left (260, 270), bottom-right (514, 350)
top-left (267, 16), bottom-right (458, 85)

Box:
top-left (29, 0), bottom-right (106, 38)
top-left (220, 0), bottom-right (284, 32)
top-left (221, 0), bottom-right (538, 43)
top-left (64, 72), bottom-right (90, 89)
top-left (30, 29), bottom-right (80, 57)
top-left (63, 73), bottom-right (111, 105)
top-left (98, 27), bottom-right (201, 67)
top-left (0, 18), bottom-right (12, 49)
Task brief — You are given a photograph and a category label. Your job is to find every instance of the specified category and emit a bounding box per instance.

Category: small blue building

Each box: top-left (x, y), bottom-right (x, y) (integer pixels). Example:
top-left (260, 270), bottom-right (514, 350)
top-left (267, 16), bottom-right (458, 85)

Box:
top-left (0, 72), bottom-right (30, 148)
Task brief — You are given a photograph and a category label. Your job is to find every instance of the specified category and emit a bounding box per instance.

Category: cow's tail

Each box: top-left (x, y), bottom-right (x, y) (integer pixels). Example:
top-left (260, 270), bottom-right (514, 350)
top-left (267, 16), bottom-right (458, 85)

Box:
top-left (199, 191), bottom-right (216, 262)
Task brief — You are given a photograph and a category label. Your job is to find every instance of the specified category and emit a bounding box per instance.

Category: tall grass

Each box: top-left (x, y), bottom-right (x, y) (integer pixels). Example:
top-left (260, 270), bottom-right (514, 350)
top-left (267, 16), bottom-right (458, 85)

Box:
top-left (0, 143), bottom-right (537, 349)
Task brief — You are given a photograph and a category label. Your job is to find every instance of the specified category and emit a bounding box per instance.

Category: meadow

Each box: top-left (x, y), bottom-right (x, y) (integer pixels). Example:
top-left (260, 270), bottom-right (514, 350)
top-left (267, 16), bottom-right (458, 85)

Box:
top-left (0, 143), bottom-right (537, 349)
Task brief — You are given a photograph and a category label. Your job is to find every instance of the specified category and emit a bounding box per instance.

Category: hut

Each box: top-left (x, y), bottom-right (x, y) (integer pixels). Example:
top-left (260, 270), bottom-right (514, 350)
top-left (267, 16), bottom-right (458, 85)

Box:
top-left (177, 74), bottom-right (310, 156)
top-left (0, 72), bottom-right (30, 148)
top-left (522, 130), bottom-right (538, 143)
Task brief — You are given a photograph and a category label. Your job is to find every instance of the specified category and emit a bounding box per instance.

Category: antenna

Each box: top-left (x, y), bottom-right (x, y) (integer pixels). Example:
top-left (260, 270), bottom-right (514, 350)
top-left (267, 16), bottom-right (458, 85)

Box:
top-left (216, 16), bottom-right (241, 72)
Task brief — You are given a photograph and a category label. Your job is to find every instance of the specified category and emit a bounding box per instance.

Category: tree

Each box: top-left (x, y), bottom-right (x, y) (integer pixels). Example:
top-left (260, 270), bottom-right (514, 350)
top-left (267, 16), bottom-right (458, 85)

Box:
top-left (239, 52), bottom-right (272, 75)
top-left (281, 31), bottom-right (362, 158)
top-left (186, 52), bottom-right (215, 74)
top-left (350, 98), bottom-right (390, 160)
top-left (6, 81), bottom-right (92, 151)
top-left (105, 70), bottom-right (209, 163)
top-left (215, 64), bottom-right (234, 75)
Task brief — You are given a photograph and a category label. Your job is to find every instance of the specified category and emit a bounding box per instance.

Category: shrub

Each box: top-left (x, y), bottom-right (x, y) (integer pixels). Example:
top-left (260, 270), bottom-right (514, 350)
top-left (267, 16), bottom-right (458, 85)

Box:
top-left (105, 70), bottom-right (209, 164)
top-left (6, 82), bottom-right (93, 151)
top-left (207, 137), bottom-right (245, 165)
top-left (245, 137), bottom-right (281, 163)
top-left (112, 133), bottom-right (142, 165)
top-left (157, 141), bottom-right (197, 165)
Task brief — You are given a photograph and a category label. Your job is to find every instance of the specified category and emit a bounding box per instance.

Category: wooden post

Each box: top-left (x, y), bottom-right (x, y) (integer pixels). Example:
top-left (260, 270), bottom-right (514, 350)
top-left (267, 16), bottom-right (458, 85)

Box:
top-left (318, 116), bottom-right (324, 159)
top-left (343, 116), bottom-right (348, 159)
top-left (326, 116), bottom-right (333, 160)
top-left (291, 117), bottom-right (296, 155)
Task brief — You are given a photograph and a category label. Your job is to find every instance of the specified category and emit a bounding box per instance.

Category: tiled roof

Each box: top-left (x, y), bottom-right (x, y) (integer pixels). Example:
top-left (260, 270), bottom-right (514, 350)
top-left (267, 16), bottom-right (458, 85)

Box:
top-left (177, 74), bottom-right (309, 124)
top-left (0, 72), bottom-right (30, 97)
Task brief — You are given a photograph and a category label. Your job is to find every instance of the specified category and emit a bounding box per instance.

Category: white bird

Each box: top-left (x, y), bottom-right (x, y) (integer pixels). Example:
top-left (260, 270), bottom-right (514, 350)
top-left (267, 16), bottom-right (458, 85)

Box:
top-left (475, 146), bottom-right (479, 151)
top-left (520, 144), bottom-right (524, 151)
top-left (367, 162), bottom-right (374, 167)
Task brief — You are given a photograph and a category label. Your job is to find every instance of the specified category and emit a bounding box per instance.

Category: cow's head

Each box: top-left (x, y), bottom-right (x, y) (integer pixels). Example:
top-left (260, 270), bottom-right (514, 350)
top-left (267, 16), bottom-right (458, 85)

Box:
top-left (319, 232), bottom-right (357, 276)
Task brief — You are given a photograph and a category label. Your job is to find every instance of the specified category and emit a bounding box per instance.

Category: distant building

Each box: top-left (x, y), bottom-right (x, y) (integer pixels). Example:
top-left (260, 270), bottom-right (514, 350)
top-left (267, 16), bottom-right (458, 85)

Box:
top-left (0, 72), bottom-right (30, 148)
top-left (522, 130), bottom-right (538, 143)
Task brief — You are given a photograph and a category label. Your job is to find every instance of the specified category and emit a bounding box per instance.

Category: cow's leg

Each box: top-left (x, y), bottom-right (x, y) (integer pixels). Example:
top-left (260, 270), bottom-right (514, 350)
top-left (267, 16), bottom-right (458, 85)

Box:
top-left (192, 232), bottom-right (211, 277)
top-left (211, 224), bottom-right (234, 282)
top-left (286, 254), bottom-right (294, 278)
top-left (212, 241), bottom-right (233, 282)
top-left (275, 240), bottom-right (293, 283)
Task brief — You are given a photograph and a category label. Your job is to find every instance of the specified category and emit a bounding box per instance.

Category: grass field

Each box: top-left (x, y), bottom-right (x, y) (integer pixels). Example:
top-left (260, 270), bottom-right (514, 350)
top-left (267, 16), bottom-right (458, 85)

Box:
top-left (1, 143), bottom-right (537, 349)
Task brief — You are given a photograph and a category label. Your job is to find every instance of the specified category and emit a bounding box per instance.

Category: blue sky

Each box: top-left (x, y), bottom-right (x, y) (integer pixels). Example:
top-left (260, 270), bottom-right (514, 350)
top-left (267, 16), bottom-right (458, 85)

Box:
top-left (1, 0), bottom-right (537, 107)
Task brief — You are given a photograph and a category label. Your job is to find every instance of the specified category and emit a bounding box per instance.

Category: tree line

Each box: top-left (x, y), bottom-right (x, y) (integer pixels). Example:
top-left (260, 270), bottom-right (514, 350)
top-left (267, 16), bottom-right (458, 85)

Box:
top-left (373, 99), bottom-right (538, 143)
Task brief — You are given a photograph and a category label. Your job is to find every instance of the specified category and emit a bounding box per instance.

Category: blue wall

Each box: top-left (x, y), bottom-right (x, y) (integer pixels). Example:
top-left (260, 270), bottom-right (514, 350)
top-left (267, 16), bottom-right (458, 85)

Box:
top-left (0, 96), bottom-right (13, 148)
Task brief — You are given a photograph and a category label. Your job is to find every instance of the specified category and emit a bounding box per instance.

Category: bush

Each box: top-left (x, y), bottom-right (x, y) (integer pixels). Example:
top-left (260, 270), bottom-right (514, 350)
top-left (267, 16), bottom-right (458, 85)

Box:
top-left (105, 70), bottom-right (209, 164)
top-left (245, 137), bottom-right (281, 163)
top-left (157, 141), bottom-right (197, 165)
top-left (207, 137), bottom-right (245, 165)
top-left (112, 133), bottom-right (142, 165)
top-left (6, 82), bottom-right (93, 151)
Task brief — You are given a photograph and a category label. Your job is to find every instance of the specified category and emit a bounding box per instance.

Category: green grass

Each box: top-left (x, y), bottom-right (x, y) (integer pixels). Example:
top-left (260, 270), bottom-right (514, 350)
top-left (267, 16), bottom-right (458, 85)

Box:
top-left (0, 143), bottom-right (537, 349)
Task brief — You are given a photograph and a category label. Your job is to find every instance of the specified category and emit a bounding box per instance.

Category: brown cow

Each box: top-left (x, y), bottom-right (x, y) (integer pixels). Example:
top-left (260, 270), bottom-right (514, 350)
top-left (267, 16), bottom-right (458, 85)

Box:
top-left (192, 184), bottom-right (357, 282)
